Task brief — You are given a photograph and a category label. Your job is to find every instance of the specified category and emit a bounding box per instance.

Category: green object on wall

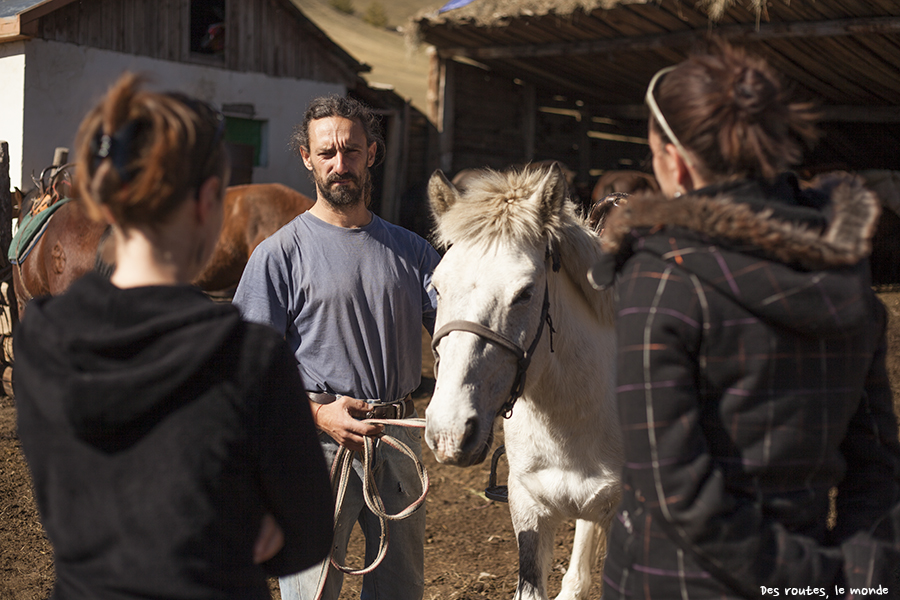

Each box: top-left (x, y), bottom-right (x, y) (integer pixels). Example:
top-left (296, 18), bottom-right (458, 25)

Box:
top-left (224, 117), bottom-right (267, 166)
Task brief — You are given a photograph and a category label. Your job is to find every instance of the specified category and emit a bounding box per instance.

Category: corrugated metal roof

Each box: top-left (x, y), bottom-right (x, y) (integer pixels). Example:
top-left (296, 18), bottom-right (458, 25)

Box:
top-left (412, 0), bottom-right (900, 113)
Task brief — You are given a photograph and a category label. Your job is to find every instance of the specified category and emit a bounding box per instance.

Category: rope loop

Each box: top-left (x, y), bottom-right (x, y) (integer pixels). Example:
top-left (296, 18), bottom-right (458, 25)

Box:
top-left (313, 417), bottom-right (429, 599)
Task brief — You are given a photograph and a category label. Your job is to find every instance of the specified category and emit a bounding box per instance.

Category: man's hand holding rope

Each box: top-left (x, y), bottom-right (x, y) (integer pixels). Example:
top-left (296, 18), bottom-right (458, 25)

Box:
top-left (309, 396), bottom-right (384, 451)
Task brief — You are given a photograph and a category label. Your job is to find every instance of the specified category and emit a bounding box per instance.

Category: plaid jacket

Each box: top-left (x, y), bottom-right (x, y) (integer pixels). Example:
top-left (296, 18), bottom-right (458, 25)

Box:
top-left (592, 174), bottom-right (900, 599)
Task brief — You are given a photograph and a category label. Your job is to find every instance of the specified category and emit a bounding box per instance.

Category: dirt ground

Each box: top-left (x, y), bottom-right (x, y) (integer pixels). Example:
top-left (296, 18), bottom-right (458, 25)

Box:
top-left (3, 293), bottom-right (900, 600)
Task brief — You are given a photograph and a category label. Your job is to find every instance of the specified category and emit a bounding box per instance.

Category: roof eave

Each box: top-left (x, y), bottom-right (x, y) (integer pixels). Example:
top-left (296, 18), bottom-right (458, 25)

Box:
top-left (411, 0), bottom-right (634, 30)
top-left (0, 0), bottom-right (80, 43)
top-left (0, 15), bottom-right (23, 41)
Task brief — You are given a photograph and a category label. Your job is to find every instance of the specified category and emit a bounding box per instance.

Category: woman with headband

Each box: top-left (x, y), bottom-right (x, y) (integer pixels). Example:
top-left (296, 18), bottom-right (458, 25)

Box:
top-left (590, 40), bottom-right (900, 597)
top-left (13, 73), bottom-right (333, 599)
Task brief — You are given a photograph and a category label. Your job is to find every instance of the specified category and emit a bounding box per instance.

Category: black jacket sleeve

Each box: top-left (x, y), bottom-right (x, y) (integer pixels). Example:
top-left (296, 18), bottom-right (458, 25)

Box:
top-left (252, 336), bottom-right (333, 576)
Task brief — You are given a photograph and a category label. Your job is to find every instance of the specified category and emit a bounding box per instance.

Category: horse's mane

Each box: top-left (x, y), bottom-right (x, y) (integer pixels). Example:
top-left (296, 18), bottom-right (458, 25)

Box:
top-left (555, 215), bottom-right (616, 324)
top-left (433, 167), bottom-right (559, 251)
top-left (433, 167), bottom-right (614, 322)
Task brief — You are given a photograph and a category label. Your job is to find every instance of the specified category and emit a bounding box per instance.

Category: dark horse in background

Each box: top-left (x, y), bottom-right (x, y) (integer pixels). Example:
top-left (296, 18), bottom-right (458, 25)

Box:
top-left (10, 165), bottom-right (315, 320)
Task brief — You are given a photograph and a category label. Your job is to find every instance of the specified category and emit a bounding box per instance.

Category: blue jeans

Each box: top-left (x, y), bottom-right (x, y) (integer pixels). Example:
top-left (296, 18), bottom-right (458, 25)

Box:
top-left (279, 419), bottom-right (425, 600)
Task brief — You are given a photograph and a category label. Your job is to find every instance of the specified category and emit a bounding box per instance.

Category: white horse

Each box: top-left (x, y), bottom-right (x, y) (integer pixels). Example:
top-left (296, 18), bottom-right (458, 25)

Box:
top-left (425, 164), bottom-right (623, 600)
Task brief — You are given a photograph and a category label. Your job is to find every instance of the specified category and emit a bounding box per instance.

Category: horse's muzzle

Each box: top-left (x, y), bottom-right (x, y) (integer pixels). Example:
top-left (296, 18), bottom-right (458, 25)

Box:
top-left (426, 421), bottom-right (494, 467)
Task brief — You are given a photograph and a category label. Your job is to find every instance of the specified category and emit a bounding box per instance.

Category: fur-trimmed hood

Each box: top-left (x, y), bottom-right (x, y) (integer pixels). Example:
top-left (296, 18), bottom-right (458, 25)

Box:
top-left (589, 173), bottom-right (881, 337)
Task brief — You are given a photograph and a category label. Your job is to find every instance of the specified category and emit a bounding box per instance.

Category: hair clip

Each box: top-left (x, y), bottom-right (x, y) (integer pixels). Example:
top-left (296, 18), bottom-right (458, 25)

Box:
top-left (91, 120), bottom-right (145, 183)
top-left (96, 135), bottom-right (112, 158)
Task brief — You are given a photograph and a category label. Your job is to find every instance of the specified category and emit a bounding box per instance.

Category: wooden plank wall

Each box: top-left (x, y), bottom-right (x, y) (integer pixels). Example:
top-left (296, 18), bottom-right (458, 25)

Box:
top-left (37, 0), bottom-right (356, 85)
top-left (406, 109), bottom-right (438, 193)
top-left (450, 61), bottom-right (529, 174)
top-left (446, 63), bottom-right (658, 202)
top-left (448, 61), bottom-right (641, 188)
top-left (395, 107), bottom-right (439, 238)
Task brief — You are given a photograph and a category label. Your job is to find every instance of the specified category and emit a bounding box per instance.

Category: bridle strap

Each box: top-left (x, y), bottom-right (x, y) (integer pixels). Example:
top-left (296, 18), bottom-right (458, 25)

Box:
top-left (431, 282), bottom-right (553, 419)
top-left (503, 283), bottom-right (552, 417)
top-left (432, 320), bottom-right (525, 364)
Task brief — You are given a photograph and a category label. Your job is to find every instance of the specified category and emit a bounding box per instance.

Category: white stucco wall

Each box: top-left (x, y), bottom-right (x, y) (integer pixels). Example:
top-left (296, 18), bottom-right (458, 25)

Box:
top-left (0, 42), bottom-right (26, 191)
top-left (19, 39), bottom-right (345, 197)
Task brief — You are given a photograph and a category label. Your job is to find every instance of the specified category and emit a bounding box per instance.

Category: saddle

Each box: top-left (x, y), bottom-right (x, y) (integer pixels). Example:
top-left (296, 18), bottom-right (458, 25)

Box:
top-left (8, 195), bottom-right (74, 265)
top-left (8, 164), bottom-right (77, 266)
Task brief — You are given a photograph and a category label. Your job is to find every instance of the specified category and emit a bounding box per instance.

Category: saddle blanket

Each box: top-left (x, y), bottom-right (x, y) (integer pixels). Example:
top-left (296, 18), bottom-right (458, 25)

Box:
top-left (8, 197), bottom-right (74, 265)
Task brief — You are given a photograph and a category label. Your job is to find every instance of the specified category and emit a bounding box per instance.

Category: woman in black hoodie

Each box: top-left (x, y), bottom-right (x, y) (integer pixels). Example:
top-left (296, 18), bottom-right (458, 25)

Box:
top-left (14, 73), bottom-right (333, 600)
top-left (592, 40), bottom-right (900, 597)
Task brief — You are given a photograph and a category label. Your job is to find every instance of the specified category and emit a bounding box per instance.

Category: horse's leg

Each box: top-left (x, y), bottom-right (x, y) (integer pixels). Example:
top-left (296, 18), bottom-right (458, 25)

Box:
top-left (555, 519), bottom-right (605, 600)
top-left (510, 487), bottom-right (561, 600)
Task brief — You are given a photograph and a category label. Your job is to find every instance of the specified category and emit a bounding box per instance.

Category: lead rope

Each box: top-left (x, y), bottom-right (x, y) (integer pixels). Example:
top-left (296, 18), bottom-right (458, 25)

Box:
top-left (312, 417), bottom-right (429, 600)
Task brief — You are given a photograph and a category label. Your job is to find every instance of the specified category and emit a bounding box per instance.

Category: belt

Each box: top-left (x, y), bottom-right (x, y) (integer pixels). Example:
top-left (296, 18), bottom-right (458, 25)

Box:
top-left (307, 392), bottom-right (415, 420)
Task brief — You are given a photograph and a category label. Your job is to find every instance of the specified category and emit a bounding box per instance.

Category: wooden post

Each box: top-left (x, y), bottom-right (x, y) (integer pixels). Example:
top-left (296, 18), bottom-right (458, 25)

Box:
top-left (427, 46), bottom-right (441, 127)
top-left (522, 82), bottom-right (536, 163)
top-left (0, 141), bottom-right (15, 398)
top-left (52, 147), bottom-right (68, 168)
top-left (438, 57), bottom-right (455, 174)
top-left (578, 111), bottom-right (591, 194)
top-left (378, 109), bottom-right (402, 224)
top-left (0, 142), bottom-right (11, 276)
top-left (397, 100), bottom-right (411, 206)
top-left (50, 147), bottom-right (69, 180)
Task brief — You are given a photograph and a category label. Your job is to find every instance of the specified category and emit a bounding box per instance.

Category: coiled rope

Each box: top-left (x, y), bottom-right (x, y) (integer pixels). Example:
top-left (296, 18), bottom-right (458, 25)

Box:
top-left (313, 417), bottom-right (429, 600)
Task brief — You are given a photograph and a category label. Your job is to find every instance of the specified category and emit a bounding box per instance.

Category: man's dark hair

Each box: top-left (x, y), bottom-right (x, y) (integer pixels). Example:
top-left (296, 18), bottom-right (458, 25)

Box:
top-left (290, 95), bottom-right (384, 160)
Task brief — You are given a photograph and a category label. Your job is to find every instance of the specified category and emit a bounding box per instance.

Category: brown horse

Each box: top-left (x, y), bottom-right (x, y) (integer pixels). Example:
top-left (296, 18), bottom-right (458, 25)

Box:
top-left (590, 169), bottom-right (659, 203)
top-left (11, 172), bottom-right (314, 319)
top-left (193, 183), bottom-right (314, 291)
top-left (10, 166), bottom-right (105, 319)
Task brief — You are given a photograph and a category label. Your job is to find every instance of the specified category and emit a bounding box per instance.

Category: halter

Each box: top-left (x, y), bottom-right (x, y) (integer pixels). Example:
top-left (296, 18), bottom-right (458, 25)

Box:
top-left (431, 248), bottom-right (560, 419)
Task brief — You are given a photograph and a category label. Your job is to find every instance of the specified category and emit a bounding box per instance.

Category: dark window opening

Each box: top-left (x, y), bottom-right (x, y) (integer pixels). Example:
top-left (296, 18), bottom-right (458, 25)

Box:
top-left (190, 0), bottom-right (226, 56)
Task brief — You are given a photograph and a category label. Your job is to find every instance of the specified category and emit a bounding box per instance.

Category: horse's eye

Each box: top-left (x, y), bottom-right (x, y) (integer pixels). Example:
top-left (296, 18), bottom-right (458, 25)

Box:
top-left (512, 287), bottom-right (533, 305)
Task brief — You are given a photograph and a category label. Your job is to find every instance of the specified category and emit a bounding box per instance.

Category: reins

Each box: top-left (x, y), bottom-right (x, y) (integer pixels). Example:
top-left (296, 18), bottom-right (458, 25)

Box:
top-left (430, 247), bottom-right (560, 419)
top-left (313, 416), bottom-right (429, 600)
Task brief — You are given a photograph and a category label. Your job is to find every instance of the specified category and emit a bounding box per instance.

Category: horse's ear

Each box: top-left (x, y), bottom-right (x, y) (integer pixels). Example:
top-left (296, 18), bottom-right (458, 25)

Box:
top-left (428, 169), bottom-right (459, 217)
top-left (537, 162), bottom-right (568, 222)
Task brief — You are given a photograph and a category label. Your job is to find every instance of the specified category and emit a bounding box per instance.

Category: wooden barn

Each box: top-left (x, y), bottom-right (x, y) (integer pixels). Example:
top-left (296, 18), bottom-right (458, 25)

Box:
top-left (0, 0), bottom-right (432, 220)
top-left (411, 0), bottom-right (900, 202)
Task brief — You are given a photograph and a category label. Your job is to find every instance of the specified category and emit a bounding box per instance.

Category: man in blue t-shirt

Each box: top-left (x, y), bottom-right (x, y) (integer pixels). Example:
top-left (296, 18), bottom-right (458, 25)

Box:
top-left (233, 95), bottom-right (439, 600)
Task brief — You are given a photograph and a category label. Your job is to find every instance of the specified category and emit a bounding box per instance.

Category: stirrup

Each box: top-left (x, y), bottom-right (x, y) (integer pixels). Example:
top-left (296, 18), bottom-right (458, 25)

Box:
top-left (484, 444), bottom-right (508, 502)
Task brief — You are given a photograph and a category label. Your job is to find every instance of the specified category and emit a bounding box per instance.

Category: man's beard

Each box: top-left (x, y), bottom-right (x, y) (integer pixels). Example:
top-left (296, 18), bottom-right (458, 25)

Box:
top-left (312, 168), bottom-right (371, 208)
